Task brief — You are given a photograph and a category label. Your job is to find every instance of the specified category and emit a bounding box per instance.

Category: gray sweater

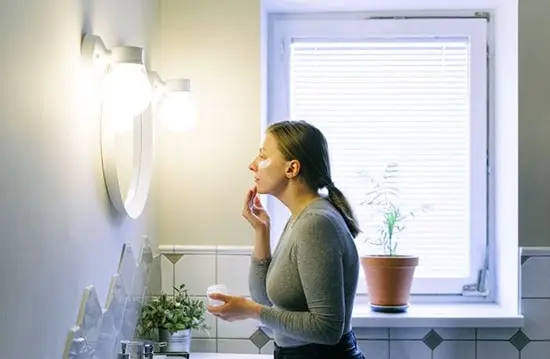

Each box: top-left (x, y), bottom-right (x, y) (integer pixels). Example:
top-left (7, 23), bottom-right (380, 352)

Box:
top-left (249, 198), bottom-right (360, 347)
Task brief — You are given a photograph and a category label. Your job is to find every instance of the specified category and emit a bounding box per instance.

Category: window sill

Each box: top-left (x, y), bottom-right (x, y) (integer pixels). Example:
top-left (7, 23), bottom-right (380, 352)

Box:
top-left (352, 302), bottom-right (524, 328)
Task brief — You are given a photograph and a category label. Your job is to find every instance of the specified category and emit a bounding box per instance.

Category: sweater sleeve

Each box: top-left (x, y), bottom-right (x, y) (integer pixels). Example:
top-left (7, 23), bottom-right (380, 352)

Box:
top-left (249, 256), bottom-right (273, 306)
top-left (258, 213), bottom-right (345, 345)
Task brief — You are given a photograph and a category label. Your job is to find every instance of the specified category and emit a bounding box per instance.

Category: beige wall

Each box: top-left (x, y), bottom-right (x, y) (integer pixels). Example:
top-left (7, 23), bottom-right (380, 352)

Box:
top-left (519, 0), bottom-right (550, 246)
top-left (154, 0), bottom-right (545, 247)
top-left (0, 0), bottom-right (156, 358)
top-left (153, 0), bottom-right (262, 245)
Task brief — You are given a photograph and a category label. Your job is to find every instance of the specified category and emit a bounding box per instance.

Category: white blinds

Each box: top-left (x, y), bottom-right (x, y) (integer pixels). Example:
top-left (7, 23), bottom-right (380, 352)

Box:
top-left (289, 39), bottom-right (473, 279)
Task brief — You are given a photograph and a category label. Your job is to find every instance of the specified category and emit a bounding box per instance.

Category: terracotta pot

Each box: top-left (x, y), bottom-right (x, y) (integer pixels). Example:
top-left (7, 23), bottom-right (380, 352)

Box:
top-left (360, 255), bottom-right (419, 310)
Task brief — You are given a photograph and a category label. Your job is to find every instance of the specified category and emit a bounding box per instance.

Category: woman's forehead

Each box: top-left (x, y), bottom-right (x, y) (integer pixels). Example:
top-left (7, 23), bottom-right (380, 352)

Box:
top-left (262, 133), bottom-right (277, 153)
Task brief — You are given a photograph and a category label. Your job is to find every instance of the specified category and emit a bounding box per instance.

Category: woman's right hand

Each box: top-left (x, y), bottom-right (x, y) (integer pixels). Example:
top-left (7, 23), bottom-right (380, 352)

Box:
top-left (242, 186), bottom-right (270, 232)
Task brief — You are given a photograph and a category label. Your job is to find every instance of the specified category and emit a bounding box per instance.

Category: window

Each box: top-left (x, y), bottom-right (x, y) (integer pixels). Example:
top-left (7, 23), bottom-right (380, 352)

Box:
top-left (267, 17), bottom-right (490, 296)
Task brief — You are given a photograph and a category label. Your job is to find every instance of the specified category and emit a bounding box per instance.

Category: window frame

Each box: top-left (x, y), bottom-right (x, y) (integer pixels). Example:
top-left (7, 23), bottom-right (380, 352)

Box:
top-left (266, 15), bottom-right (493, 299)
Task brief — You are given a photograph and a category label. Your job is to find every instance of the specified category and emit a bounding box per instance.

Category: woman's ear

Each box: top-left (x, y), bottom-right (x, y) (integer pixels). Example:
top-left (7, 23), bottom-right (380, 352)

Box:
top-left (286, 160), bottom-right (301, 179)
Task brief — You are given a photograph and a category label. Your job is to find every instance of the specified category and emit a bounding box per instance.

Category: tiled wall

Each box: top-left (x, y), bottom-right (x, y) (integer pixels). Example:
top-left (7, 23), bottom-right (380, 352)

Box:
top-left (159, 245), bottom-right (550, 359)
top-left (62, 236), bottom-right (158, 359)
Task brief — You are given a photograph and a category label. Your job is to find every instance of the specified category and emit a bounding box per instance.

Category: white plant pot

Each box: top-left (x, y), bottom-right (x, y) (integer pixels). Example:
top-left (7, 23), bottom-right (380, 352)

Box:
top-left (158, 328), bottom-right (192, 353)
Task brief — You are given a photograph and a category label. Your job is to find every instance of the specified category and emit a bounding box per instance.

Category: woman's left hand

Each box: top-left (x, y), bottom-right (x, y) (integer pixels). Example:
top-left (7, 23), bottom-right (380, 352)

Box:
top-left (207, 293), bottom-right (262, 322)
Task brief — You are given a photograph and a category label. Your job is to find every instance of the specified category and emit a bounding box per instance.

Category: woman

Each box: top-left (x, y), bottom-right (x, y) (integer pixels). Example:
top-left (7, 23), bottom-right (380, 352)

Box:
top-left (207, 120), bottom-right (366, 359)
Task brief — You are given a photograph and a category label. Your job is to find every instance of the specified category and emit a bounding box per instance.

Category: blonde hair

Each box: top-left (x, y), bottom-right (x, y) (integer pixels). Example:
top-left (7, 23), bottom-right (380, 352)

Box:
top-left (267, 120), bottom-right (361, 238)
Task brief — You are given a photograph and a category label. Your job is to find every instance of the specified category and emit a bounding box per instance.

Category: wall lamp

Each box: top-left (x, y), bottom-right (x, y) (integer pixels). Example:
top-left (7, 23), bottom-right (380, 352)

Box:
top-left (81, 33), bottom-right (197, 219)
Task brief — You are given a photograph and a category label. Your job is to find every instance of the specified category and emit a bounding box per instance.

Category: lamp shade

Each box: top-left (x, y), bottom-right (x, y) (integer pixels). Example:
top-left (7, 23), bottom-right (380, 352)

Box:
top-left (159, 90), bottom-right (198, 132)
top-left (103, 62), bottom-right (152, 119)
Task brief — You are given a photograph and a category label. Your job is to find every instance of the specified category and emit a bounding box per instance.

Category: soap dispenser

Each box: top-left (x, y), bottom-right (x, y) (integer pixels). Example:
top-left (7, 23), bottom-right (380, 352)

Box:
top-left (118, 340), bottom-right (130, 359)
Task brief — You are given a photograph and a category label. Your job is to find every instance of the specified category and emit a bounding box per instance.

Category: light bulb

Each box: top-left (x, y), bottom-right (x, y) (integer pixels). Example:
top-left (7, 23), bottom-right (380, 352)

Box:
top-left (159, 91), bottom-right (198, 132)
top-left (103, 62), bottom-right (152, 118)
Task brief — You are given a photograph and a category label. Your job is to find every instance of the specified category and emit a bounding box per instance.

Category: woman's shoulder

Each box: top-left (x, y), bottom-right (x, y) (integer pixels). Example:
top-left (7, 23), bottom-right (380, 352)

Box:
top-left (302, 198), bottom-right (346, 224)
top-left (292, 199), bottom-right (351, 241)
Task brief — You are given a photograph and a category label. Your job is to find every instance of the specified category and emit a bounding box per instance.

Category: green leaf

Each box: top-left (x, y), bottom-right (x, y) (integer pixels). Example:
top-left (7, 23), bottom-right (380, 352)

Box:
top-left (137, 283), bottom-right (210, 338)
top-left (358, 162), bottom-right (432, 256)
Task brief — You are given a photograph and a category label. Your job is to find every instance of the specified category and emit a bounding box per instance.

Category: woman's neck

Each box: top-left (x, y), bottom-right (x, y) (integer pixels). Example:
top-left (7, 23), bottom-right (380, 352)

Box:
top-left (276, 184), bottom-right (321, 220)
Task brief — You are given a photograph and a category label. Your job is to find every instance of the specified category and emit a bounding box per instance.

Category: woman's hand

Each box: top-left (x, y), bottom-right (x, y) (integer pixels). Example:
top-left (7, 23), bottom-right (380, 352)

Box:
top-left (207, 293), bottom-right (262, 322)
top-left (242, 186), bottom-right (270, 232)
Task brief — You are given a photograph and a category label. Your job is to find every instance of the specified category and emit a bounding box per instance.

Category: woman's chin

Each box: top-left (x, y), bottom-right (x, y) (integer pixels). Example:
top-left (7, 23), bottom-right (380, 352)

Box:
top-left (255, 185), bottom-right (268, 195)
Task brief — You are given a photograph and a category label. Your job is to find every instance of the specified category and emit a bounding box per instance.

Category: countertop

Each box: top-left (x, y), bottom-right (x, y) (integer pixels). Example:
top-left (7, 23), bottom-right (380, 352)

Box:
top-left (154, 354), bottom-right (271, 359)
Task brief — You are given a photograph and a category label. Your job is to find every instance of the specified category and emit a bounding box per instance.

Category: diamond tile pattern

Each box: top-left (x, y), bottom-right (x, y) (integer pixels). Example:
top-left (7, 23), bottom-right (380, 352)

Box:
top-left (164, 253), bottom-right (183, 264)
top-left (250, 327), bottom-right (270, 349)
top-left (422, 329), bottom-right (443, 350)
top-left (509, 330), bottom-right (530, 351)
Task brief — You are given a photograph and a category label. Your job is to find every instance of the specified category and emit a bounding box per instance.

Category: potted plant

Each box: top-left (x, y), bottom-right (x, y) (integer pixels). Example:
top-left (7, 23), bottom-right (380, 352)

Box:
top-left (138, 284), bottom-right (209, 353)
top-left (358, 162), bottom-right (430, 313)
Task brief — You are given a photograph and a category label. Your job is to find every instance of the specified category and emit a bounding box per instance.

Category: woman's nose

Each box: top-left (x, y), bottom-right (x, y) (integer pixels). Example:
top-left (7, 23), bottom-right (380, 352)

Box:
top-left (248, 160), bottom-right (257, 172)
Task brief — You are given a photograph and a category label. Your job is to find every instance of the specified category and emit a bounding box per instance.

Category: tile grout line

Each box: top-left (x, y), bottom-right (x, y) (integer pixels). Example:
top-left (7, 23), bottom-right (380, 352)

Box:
top-left (387, 328), bottom-right (391, 359)
top-left (215, 247), bottom-right (219, 353)
top-left (474, 328), bottom-right (478, 359)
top-left (171, 244), bottom-right (176, 296)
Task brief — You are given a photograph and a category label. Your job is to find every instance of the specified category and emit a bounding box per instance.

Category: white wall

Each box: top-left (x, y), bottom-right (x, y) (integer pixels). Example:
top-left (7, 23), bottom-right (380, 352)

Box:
top-left (0, 0), bottom-right (156, 358)
top-left (153, 0), bottom-right (262, 246)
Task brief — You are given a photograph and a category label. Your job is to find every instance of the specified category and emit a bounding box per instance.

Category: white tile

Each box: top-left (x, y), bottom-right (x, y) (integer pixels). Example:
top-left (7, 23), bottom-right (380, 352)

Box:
top-left (521, 342), bottom-right (550, 359)
top-left (217, 254), bottom-right (251, 296)
top-left (390, 327), bottom-right (474, 340)
top-left (433, 341), bottom-right (475, 359)
top-left (175, 254), bottom-right (216, 296)
top-left (522, 298), bottom-right (550, 340)
top-left (147, 255), bottom-right (163, 295)
top-left (476, 328), bottom-right (518, 340)
top-left (435, 328), bottom-right (475, 340)
top-left (358, 340), bottom-right (389, 359)
top-left (354, 327), bottom-right (389, 340)
top-left (389, 341), bottom-right (431, 359)
top-left (522, 256), bottom-right (550, 298)
top-left (160, 255), bottom-right (174, 295)
top-left (390, 328), bottom-right (430, 339)
top-left (217, 339), bottom-right (259, 354)
top-left (191, 338), bottom-right (217, 353)
top-left (476, 341), bottom-right (519, 359)
top-left (217, 317), bottom-right (260, 339)
top-left (260, 340), bottom-right (275, 355)
top-left (191, 297), bottom-right (217, 338)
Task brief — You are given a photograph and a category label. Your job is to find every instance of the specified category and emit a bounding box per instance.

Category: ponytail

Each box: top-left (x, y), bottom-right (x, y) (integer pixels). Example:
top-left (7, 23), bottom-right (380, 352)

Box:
top-left (265, 120), bottom-right (360, 237)
top-left (326, 184), bottom-right (361, 238)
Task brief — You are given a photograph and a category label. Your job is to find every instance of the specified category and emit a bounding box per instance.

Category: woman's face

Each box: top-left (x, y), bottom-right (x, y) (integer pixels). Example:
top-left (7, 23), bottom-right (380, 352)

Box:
top-left (248, 133), bottom-right (289, 195)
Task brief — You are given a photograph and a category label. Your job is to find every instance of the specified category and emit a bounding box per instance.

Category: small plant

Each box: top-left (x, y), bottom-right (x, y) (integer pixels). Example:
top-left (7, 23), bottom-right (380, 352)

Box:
top-left (138, 284), bottom-right (209, 339)
top-left (359, 162), bottom-right (431, 256)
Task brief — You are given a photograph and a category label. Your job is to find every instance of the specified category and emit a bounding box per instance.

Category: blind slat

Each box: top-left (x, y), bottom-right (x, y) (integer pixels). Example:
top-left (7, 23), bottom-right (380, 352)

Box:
top-left (290, 40), bottom-right (472, 278)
